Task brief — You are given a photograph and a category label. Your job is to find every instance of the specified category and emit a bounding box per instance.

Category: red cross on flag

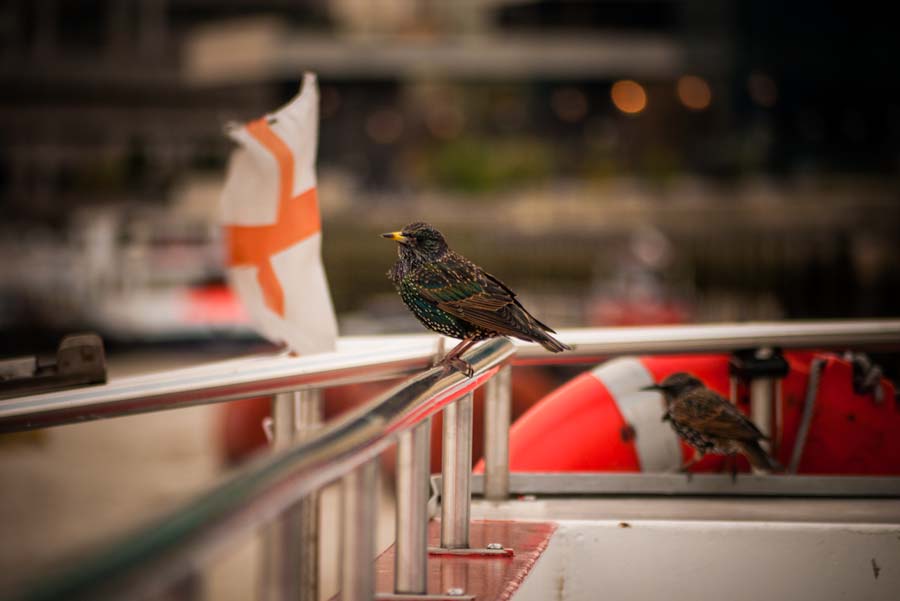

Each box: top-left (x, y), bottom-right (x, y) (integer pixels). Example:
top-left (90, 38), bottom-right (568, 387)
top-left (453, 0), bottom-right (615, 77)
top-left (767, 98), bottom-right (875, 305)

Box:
top-left (221, 73), bottom-right (338, 354)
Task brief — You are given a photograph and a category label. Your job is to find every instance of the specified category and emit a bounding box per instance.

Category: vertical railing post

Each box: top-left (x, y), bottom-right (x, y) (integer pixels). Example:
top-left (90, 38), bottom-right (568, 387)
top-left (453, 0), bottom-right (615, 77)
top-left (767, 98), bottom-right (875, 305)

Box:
top-left (748, 347), bottom-right (775, 452)
top-left (746, 348), bottom-right (788, 455)
top-left (732, 348), bottom-right (788, 458)
top-left (483, 365), bottom-right (512, 501)
top-left (749, 376), bottom-right (775, 450)
top-left (269, 390), bottom-right (298, 450)
top-left (293, 389), bottom-right (322, 601)
top-left (440, 392), bottom-right (473, 549)
top-left (394, 420), bottom-right (431, 595)
top-left (341, 459), bottom-right (379, 601)
top-left (263, 389), bottom-right (322, 601)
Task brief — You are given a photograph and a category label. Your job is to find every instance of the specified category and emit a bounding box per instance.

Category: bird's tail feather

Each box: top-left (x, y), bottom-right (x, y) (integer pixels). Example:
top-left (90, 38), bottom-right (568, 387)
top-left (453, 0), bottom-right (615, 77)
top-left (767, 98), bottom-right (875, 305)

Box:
top-left (513, 305), bottom-right (571, 352)
top-left (536, 332), bottom-right (572, 353)
top-left (738, 440), bottom-right (783, 473)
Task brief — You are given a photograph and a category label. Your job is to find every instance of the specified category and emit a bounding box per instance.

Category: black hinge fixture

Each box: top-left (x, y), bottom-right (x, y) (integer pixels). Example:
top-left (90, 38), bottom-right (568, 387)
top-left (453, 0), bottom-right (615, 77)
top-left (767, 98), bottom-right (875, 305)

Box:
top-left (0, 333), bottom-right (107, 400)
top-left (729, 347), bottom-right (790, 381)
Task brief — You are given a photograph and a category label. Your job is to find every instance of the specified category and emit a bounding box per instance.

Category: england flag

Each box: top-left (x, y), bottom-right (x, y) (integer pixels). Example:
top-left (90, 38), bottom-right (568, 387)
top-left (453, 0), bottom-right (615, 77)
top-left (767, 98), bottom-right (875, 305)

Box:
top-left (220, 72), bottom-right (338, 354)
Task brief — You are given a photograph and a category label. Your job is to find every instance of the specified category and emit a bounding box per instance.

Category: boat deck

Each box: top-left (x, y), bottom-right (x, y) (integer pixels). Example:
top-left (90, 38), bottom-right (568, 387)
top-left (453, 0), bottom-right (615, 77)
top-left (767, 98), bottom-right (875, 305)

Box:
top-left (467, 498), bottom-right (900, 601)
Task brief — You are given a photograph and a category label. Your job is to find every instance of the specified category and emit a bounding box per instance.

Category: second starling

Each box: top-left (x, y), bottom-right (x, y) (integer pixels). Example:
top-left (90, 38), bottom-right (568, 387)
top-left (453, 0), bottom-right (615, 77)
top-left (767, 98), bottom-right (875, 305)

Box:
top-left (644, 372), bottom-right (782, 473)
top-left (382, 222), bottom-right (571, 376)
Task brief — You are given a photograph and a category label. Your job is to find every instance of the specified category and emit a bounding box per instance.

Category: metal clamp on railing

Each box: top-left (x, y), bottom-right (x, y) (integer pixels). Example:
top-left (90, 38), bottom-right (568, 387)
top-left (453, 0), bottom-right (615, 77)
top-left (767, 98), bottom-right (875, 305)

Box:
top-left (21, 338), bottom-right (514, 601)
top-left (0, 333), bottom-right (106, 400)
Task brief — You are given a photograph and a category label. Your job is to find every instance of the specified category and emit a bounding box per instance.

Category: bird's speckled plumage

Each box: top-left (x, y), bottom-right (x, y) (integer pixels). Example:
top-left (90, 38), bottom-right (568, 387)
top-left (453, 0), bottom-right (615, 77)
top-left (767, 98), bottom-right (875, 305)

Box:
top-left (383, 222), bottom-right (571, 353)
top-left (650, 372), bottom-right (781, 472)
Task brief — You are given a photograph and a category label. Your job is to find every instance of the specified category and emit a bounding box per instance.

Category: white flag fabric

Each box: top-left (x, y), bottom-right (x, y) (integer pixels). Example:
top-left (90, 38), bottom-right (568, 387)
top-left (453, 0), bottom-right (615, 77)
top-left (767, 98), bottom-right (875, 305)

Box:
top-left (220, 72), bottom-right (338, 354)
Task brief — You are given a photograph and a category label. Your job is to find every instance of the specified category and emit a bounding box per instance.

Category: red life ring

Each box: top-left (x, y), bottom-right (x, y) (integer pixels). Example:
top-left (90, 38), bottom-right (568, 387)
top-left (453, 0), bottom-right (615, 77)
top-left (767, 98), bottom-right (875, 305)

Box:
top-left (486, 352), bottom-right (899, 475)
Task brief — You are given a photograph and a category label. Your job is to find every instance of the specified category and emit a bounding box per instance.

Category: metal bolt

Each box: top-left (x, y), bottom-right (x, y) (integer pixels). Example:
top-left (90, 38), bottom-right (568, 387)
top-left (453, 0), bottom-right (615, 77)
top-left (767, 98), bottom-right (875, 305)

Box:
top-left (755, 346), bottom-right (773, 359)
top-left (447, 587), bottom-right (465, 596)
top-left (486, 542), bottom-right (503, 550)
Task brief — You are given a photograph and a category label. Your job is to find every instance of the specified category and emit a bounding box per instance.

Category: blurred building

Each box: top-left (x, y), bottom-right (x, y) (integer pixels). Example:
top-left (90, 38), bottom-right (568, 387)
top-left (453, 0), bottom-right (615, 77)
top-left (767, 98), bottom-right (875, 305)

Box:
top-left (1, 0), bottom-right (898, 350)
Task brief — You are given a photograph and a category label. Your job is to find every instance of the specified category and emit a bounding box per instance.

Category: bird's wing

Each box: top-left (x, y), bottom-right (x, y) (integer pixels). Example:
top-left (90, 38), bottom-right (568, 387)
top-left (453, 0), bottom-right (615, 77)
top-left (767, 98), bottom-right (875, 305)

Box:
top-left (678, 389), bottom-right (766, 441)
top-left (415, 254), bottom-right (548, 338)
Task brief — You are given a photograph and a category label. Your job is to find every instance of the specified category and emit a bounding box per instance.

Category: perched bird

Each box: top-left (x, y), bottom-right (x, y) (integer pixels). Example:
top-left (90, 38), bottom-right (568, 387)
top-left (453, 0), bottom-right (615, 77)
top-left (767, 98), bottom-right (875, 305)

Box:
top-left (382, 222), bottom-right (571, 376)
top-left (643, 372), bottom-right (782, 473)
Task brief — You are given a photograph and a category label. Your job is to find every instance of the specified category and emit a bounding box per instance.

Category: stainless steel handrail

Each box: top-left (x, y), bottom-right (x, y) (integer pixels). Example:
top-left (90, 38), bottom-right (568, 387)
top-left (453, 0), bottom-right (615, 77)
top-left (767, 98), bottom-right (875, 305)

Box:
top-left (0, 335), bottom-right (441, 433)
top-left (3, 320), bottom-right (898, 433)
top-left (23, 338), bottom-right (515, 601)
top-left (513, 319), bottom-right (900, 360)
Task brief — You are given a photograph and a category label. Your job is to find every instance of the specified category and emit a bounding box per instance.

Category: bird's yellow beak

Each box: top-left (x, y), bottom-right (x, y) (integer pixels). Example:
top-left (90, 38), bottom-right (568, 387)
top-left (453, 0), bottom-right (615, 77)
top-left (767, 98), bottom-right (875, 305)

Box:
top-left (381, 231), bottom-right (409, 243)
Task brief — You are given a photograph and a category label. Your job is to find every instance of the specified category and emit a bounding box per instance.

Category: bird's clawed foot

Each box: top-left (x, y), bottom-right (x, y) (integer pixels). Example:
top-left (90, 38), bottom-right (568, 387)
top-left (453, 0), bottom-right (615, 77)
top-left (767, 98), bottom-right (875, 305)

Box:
top-left (437, 338), bottom-right (476, 378)
top-left (439, 356), bottom-right (474, 378)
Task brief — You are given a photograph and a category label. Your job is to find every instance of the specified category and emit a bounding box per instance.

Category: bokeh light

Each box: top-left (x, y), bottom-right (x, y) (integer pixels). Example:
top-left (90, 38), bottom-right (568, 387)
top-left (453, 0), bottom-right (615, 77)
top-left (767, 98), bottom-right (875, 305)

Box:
top-left (610, 80), bottom-right (647, 115)
top-left (426, 104), bottom-right (465, 140)
top-left (320, 86), bottom-right (342, 118)
top-left (748, 71), bottom-right (778, 107)
top-left (365, 108), bottom-right (404, 144)
top-left (677, 75), bottom-right (712, 111)
top-left (491, 90), bottom-right (527, 131)
top-left (551, 87), bottom-right (589, 123)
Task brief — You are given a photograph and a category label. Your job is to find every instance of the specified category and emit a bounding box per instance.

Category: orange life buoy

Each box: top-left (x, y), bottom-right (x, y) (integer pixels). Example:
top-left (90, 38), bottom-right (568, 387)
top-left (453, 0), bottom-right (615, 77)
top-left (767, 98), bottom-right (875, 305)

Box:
top-left (486, 352), bottom-right (899, 475)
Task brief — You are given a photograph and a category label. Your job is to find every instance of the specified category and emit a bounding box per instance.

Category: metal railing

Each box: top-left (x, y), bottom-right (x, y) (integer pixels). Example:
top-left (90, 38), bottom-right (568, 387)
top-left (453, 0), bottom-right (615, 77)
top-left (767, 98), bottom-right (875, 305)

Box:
top-left (0, 335), bottom-right (443, 433)
top-left (512, 319), bottom-right (900, 360)
top-left (10, 319), bottom-right (900, 601)
top-left (5, 320), bottom-right (900, 433)
top-left (24, 338), bottom-right (514, 601)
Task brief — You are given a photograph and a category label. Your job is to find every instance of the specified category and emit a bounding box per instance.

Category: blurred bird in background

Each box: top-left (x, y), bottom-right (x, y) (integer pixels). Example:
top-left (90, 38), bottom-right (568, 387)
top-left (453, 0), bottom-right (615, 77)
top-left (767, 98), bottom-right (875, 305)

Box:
top-left (382, 222), bottom-right (571, 376)
top-left (644, 372), bottom-right (782, 474)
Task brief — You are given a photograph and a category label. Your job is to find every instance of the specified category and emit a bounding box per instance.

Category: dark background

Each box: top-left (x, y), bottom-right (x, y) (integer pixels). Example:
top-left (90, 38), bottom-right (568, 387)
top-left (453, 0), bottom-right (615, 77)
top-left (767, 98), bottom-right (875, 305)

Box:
top-left (1, 0), bottom-right (898, 358)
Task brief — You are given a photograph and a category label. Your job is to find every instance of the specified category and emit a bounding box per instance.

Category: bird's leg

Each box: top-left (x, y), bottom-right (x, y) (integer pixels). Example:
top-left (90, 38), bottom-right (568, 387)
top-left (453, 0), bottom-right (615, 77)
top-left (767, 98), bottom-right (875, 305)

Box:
top-left (438, 337), bottom-right (477, 377)
top-left (716, 452), bottom-right (739, 480)
top-left (442, 338), bottom-right (475, 365)
top-left (445, 357), bottom-right (474, 378)
top-left (680, 449), bottom-right (703, 481)
top-left (680, 449), bottom-right (702, 471)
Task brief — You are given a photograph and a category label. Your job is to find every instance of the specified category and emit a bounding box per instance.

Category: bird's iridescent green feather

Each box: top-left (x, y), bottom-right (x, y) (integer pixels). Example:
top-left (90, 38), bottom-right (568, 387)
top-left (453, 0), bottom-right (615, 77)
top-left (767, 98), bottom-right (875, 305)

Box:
top-left (385, 221), bottom-right (570, 352)
top-left (412, 253), bottom-right (552, 339)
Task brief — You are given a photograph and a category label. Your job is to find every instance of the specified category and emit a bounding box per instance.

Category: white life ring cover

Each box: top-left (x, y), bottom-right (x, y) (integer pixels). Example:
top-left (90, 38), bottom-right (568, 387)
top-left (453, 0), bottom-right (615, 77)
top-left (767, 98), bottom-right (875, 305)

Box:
top-left (591, 357), bottom-right (683, 472)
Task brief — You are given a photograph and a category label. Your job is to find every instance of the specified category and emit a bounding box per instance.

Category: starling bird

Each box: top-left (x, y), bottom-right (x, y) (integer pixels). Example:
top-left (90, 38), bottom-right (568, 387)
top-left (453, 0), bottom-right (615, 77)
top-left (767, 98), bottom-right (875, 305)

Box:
top-left (644, 372), bottom-right (782, 473)
top-left (382, 222), bottom-right (571, 376)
